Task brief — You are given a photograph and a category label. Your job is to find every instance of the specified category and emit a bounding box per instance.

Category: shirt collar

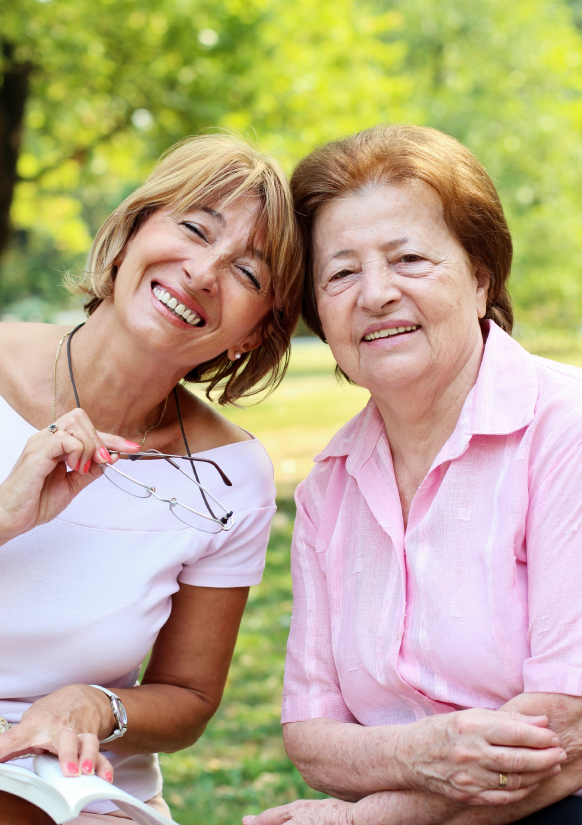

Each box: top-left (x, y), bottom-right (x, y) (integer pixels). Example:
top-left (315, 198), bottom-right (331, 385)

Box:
top-left (314, 320), bottom-right (538, 473)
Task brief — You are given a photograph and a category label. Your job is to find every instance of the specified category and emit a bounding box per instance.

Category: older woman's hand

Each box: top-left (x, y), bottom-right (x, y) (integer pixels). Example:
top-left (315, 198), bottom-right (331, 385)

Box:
top-left (400, 708), bottom-right (566, 805)
top-left (0, 684), bottom-right (115, 781)
top-left (0, 407), bottom-right (139, 545)
top-left (243, 800), bottom-right (353, 825)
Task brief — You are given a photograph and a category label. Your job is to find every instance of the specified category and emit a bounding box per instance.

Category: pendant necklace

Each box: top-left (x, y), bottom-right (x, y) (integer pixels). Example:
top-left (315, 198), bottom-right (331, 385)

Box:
top-left (52, 322), bottom-right (168, 449)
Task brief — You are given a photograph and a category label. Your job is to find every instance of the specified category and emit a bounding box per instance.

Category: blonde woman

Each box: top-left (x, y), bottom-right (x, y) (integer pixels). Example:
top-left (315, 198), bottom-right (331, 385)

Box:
top-left (0, 134), bottom-right (302, 824)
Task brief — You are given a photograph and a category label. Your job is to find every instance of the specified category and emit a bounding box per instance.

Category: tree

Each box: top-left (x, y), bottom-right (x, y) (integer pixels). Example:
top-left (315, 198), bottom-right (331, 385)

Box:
top-left (3, 0), bottom-right (582, 330)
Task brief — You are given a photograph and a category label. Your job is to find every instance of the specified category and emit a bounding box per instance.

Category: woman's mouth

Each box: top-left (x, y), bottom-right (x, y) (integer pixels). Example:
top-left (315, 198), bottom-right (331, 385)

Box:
top-left (363, 325), bottom-right (419, 342)
top-left (152, 285), bottom-right (204, 326)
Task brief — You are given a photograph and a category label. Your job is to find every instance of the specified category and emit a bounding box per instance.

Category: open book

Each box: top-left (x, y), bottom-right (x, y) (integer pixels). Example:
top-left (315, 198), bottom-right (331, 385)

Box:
top-left (0, 754), bottom-right (175, 824)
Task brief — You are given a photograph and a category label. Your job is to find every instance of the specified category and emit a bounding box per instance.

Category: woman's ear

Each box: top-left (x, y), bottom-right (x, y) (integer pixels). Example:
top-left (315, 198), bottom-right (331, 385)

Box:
top-left (475, 263), bottom-right (490, 319)
top-left (227, 325), bottom-right (266, 362)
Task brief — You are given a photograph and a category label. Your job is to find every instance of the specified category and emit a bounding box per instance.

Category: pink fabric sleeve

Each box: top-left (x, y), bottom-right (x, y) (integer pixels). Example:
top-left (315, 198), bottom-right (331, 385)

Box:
top-left (523, 419), bottom-right (582, 696)
top-left (282, 475), bottom-right (358, 724)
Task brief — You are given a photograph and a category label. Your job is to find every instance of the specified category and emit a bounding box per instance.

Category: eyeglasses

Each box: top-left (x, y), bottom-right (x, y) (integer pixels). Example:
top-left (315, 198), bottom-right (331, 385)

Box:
top-left (101, 449), bottom-right (235, 533)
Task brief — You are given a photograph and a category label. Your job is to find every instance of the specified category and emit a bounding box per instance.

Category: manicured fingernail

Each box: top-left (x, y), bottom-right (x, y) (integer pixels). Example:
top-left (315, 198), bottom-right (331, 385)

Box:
top-left (104, 771), bottom-right (113, 782)
top-left (82, 760), bottom-right (93, 773)
top-left (68, 762), bottom-right (79, 774)
top-left (100, 447), bottom-right (111, 461)
top-left (125, 440), bottom-right (140, 448)
top-left (84, 460), bottom-right (91, 474)
top-left (551, 735), bottom-right (560, 745)
top-left (75, 459), bottom-right (81, 471)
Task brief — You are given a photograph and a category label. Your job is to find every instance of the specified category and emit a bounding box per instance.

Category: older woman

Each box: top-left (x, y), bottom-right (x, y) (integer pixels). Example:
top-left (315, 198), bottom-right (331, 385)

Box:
top-left (0, 134), bottom-right (302, 824)
top-left (244, 125), bottom-right (582, 825)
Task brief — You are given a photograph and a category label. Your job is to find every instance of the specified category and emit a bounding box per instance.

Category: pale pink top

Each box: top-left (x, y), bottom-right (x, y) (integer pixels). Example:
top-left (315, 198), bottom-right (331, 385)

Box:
top-left (282, 321), bottom-right (582, 729)
top-left (0, 395), bottom-right (276, 813)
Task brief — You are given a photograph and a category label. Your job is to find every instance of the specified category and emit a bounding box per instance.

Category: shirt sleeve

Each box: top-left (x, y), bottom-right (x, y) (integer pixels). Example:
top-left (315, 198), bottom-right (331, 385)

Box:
top-left (523, 420), bottom-right (582, 696)
top-left (177, 503), bottom-right (275, 587)
top-left (282, 474), bottom-right (358, 724)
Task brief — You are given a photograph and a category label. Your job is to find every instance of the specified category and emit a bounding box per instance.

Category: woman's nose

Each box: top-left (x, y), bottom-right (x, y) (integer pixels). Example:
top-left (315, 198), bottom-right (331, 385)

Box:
top-left (357, 264), bottom-right (401, 312)
top-left (184, 256), bottom-right (220, 293)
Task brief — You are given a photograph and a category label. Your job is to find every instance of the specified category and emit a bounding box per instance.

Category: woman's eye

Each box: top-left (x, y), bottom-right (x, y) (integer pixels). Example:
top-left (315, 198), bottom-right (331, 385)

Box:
top-left (330, 269), bottom-right (353, 281)
top-left (181, 221), bottom-right (207, 241)
top-left (239, 266), bottom-right (261, 290)
top-left (400, 254), bottom-right (422, 263)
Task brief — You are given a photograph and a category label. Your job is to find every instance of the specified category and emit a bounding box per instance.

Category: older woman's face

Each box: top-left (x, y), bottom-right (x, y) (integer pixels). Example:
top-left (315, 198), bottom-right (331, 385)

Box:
top-left (110, 195), bottom-right (272, 370)
top-left (313, 183), bottom-right (489, 395)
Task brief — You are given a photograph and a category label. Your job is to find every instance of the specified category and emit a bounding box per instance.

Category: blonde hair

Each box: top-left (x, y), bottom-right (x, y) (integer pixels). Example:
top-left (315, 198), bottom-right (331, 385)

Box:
top-left (67, 134), bottom-right (303, 404)
top-left (292, 124), bottom-right (514, 340)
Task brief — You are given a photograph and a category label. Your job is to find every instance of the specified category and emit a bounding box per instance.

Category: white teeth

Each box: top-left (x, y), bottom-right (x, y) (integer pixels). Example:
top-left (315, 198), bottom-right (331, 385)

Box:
top-left (363, 325), bottom-right (418, 342)
top-left (152, 286), bottom-right (203, 327)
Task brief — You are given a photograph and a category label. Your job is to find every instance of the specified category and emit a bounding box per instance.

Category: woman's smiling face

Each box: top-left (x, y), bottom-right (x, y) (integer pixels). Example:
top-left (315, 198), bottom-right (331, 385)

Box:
top-left (313, 182), bottom-right (489, 397)
top-left (110, 194), bottom-right (272, 370)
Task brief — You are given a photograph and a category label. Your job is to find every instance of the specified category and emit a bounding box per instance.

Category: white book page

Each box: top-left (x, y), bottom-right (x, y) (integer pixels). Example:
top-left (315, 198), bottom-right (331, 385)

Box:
top-left (0, 762), bottom-right (70, 823)
top-left (33, 755), bottom-right (175, 823)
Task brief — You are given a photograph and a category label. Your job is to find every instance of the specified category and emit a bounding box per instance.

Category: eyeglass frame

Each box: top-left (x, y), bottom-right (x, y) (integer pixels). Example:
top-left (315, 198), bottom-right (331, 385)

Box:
top-left (101, 448), bottom-right (235, 532)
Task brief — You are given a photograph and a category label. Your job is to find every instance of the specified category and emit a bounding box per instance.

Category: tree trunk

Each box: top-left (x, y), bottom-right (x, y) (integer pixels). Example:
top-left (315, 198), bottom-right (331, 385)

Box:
top-left (0, 40), bottom-right (31, 263)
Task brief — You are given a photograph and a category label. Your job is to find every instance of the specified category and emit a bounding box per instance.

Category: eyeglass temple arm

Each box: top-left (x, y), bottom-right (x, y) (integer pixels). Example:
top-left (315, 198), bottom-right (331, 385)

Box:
top-left (118, 451), bottom-right (233, 486)
top-left (161, 456), bottom-right (232, 486)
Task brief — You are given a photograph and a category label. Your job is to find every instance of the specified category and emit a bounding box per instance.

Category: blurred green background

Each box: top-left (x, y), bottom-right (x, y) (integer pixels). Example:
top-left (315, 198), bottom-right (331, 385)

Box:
top-left (4, 0), bottom-right (582, 822)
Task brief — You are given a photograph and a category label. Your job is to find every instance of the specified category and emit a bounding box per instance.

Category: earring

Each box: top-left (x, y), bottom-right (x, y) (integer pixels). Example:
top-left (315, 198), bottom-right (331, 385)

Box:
top-left (234, 352), bottom-right (241, 360)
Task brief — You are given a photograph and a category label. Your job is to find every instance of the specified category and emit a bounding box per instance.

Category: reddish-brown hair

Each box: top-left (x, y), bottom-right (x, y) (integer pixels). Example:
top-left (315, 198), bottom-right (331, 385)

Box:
top-left (291, 124), bottom-right (513, 340)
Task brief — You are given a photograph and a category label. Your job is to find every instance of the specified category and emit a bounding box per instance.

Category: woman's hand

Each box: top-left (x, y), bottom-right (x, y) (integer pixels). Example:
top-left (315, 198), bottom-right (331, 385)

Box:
top-left (243, 800), bottom-right (353, 825)
top-left (399, 708), bottom-right (567, 806)
top-left (0, 407), bottom-right (139, 544)
top-left (0, 684), bottom-right (115, 781)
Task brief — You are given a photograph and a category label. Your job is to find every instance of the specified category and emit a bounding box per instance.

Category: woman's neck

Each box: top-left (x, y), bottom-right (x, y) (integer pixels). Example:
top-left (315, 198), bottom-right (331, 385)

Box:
top-left (373, 329), bottom-right (485, 527)
top-left (54, 306), bottom-right (188, 442)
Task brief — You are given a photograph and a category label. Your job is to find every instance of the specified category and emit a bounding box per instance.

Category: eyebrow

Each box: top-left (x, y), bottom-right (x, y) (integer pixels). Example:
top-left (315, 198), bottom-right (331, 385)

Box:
top-left (201, 206), bottom-right (225, 225)
top-left (324, 237), bottom-right (410, 266)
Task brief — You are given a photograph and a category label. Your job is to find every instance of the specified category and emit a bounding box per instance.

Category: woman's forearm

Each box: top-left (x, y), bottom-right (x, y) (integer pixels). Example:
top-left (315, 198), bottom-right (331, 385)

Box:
top-left (97, 682), bottom-right (217, 755)
top-left (350, 791), bottom-right (460, 825)
top-left (284, 718), bottom-right (409, 799)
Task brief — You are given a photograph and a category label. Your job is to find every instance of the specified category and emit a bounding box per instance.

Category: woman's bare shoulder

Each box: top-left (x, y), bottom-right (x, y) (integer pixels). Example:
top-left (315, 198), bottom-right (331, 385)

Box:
top-left (173, 385), bottom-right (253, 454)
top-left (0, 323), bottom-right (68, 391)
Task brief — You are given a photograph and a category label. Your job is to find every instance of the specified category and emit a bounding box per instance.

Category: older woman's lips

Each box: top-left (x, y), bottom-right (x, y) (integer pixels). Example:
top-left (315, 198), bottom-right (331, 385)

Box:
top-left (363, 325), bottom-right (419, 342)
top-left (152, 285), bottom-right (204, 326)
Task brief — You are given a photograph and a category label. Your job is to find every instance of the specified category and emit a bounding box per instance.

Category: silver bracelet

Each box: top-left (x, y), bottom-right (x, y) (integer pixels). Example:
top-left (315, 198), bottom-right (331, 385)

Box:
top-left (89, 685), bottom-right (128, 744)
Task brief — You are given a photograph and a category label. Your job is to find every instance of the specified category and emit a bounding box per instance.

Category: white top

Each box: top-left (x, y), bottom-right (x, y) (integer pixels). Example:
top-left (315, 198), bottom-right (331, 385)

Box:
top-left (0, 393), bottom-right (276, 813)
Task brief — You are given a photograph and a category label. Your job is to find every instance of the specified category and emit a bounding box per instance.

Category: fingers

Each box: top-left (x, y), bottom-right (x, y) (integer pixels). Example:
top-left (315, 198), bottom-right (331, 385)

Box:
top-left (77, 732), bottom-right (100, 776)
top-left (486, 714), bottom-right (559, 749)
top-left (95, 751), bottom-right (114, 783)
top-left (243, 807), bottom-right (292, 825)
top-left (483, 744), bottom-right (567, 774)
top-left (51, 409), bottom-right (140, 473)
top-left (52, 727), bottom-right (82, 777)
top-left (51, 728), bottom-right (113, 781)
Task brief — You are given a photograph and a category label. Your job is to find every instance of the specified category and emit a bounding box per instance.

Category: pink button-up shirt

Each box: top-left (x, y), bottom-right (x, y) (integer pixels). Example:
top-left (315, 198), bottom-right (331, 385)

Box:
top-left (282, 321), bottom-right (582, 727)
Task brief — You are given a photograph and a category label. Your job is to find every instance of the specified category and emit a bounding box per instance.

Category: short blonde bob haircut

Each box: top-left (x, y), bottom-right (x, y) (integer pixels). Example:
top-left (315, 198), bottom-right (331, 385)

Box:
top-left (68, 134), bottom-right (303, 404)
top-left (291, 124), bottom-right (514, 340)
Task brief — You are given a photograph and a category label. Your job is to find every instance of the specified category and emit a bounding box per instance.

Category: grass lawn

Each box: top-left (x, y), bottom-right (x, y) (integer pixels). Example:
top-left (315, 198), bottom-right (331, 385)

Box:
top-left (163, 333), bottom-right (582, 824)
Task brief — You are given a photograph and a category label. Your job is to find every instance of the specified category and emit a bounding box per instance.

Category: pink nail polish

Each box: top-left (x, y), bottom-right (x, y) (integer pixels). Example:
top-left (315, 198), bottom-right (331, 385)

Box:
top-left (68, 762), bottom-right (79, 774)
top-left (84, 460), bottom-right (91, 474)
top-left (100, 447), bottom-right (111, 461)
top-left (104, 771), bottom-right (113, 782)
top-left (124, 440), bottom-right (140, 449)
top-left (82, 760), bottom-right (93, 773)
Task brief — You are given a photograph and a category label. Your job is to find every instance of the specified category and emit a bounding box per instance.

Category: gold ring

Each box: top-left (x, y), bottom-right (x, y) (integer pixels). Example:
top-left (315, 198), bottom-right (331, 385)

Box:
top-left (499, 773), bottom-right (509, 788)
top-left (48, 424), bottom-right (58, 435)
top-left (0, 717), bottom-right (14, 734)
top-left (51, 726), bottom-right (75, 747)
